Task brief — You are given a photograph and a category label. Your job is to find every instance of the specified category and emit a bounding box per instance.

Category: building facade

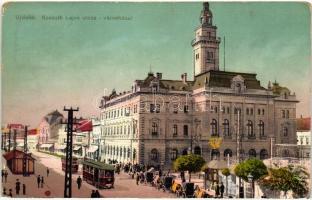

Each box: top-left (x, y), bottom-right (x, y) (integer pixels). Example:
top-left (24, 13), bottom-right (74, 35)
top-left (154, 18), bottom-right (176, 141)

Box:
top-left (99, 2), bottom-right (298, 168)
top-left (296, 117), bottom-right (311, 158)
top-left (38, 110), bottom-right (65, 152)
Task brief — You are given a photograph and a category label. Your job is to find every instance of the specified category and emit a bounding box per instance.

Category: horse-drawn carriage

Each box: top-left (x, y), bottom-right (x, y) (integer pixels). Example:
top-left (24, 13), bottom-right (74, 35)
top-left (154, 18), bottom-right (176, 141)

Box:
top-left (82, 159), bottom-right (115, 189)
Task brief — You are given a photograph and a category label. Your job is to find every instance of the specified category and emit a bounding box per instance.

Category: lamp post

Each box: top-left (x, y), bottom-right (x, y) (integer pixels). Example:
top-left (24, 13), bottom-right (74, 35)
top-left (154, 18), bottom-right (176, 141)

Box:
top-left (247, 173), bottom-right (254, 198)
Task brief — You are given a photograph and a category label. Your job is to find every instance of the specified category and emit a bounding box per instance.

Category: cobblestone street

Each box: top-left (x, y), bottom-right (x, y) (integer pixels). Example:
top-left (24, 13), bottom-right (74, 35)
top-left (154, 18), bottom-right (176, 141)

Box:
top-left (2, 151), bottom-right (176, 198)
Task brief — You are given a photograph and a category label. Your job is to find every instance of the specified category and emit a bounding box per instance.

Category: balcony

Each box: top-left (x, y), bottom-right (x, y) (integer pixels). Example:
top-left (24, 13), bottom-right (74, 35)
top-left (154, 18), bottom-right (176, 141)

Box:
top-left (151, 132), bottom-right (158, 137)
top-left (247, 135), bottom-right (256, 140)
top-left (191, 36), bottom-right (221, 46)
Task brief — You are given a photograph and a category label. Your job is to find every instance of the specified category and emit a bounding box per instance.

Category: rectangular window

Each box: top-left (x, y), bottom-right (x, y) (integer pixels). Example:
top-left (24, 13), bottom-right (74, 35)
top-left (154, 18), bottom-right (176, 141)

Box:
top-left (173, 125), bottom-right (178, 137)
top-left (183, 125), bottom-right (188, 136)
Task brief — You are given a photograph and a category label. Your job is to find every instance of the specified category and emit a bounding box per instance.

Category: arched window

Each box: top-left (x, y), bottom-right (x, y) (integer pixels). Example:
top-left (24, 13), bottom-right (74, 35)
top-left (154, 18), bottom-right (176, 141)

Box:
top-left (223, 119), bottom-right (230, 136)
top-left (211, 149), bottom-right (220, 160)
top-left (170, 149), bottom-right (178, 160)
top-left (211, 119), bottom-right (218, 136)
top-left (283, 127), bottom-right (288, 136)
top-left (124, 147), bottom-right (126, 158)
top-left (151, 149), bottom-right (159, 161)
top-left (247, 120), bottom-right (254, 137)
top-left (194, 146), bottom-right (201, 155)
top-left (127, 148), bottom-right (130, 158)
top-left (248, 149), bottom-right (257, 158)
top-left (214, 106), bottom-right (218, 113)
top-left (152, 122), bottom-right (158, 135)
top-left (286, 110), bottom-right (289, 119)
top-left (246, 108), bottom-right (249, 115)
top-left (116, 146), bottom-right (119, 156)
top-left (182, 148), bottom-right (188, 155)
top-left (259, 120), bottom-right (264, 136)
top-left (128, 125), bottom-right (131, 135)
top-left (133, 149), bottom-right (136, 160)
top-left (120, 147), bottom-right (122, 157)
top-left (260, 149), bottom-right (268, 160)
top-left (183, 125), bottom-right (188, 136)
top-left (224, 149), bottom-right (233, 158)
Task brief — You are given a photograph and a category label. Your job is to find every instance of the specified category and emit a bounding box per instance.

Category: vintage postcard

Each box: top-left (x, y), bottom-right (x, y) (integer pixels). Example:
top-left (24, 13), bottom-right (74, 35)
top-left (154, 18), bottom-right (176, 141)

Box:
top-left (1, 0), bottom-right (311, 198)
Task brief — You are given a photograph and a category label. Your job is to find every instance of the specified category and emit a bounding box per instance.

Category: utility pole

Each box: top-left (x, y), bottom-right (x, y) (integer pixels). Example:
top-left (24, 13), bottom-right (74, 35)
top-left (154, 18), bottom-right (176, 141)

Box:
top-left (63, 106), bottom-right (79, 198)
top-left (13, 129), bottom-right (17, 151)
top-left (8, 128), bottom-right (11, 152)
top-left (23, 126), bottom-right (29, 176)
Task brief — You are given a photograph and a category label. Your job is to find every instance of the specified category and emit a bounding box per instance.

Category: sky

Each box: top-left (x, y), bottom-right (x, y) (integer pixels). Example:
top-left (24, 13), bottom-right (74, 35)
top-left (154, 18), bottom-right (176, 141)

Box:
top-left (2, 2), bottom-right (311, 128)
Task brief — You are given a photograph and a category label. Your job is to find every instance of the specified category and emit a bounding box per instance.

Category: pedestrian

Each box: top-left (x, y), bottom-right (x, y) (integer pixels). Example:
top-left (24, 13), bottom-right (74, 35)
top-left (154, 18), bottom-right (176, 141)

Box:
top-left (220, 182), bottom-right (225, 198)
top-left (37, 175), bottom-right (41, 188)
top-left (9, 189), bottom-right (12, 197)
top-left (136, 173), bottom-right (139, 185)
top-left (76, 176), bottom-right (82, 189)
top-left (15, 179), bottom-right (21, 195)
top-left (22, 184), bottom-right (26, 195)
top-left (4, 170), bottom-right (8, 183)
top-left (40, 176), bottom-right (44, 188)
top-left (3, 187), bottom-right (6, 196)
top-left (46, 168), bottom-right (49, 177)
top-left (215, 183), bottom-right (220, 198)
top-left (91, 190), bottom-right (96, 198)
top-left (95, 190), bottom-right (101, 198)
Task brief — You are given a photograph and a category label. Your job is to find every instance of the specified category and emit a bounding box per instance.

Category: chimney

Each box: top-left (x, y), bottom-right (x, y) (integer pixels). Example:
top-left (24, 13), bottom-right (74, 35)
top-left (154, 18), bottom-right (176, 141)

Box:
top-left (156, 72), bottom-right (162, 79)
top-left (181, 73), bottom-right (187, 84)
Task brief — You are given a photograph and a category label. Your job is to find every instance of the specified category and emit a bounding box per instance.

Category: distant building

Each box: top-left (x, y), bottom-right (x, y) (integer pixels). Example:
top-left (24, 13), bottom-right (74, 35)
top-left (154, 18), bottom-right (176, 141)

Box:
top-left (98, 2), bottom-right (298, 168)
top-left (27, 129), bottom-right (39, 151)
top-left (38, 110), bottom-right (65, 151)
top-left (297, 116), bottom-right (311, 158)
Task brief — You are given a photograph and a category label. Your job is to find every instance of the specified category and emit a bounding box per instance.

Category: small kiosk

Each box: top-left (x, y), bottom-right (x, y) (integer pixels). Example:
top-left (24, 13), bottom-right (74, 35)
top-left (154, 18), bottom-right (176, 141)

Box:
top-left (3, 149), bottom-right (35, 175)
top-left (82, 159), bottom-right (115, 189)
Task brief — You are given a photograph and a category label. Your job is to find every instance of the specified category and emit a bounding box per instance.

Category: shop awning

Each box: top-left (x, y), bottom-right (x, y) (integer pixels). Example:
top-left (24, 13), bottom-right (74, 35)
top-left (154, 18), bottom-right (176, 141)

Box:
top-left (55, 145), bottom-right (66, 150)
top-left (40, 144), bottom-right (53, 148)
top-left (87, 146), bottom-right (98, 153)
top-left (73, 146), bottom-right (82, 151)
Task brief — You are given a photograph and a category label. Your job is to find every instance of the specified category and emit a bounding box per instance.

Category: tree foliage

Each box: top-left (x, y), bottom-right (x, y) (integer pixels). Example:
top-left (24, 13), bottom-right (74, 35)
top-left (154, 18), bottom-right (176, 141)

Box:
top-left (258, 165), bottom-right (309, 198)
top-left (173, 154), bottom-right (206, 182)
top-left (234, 158), bottom-right (268, 182)
top-left (222, 168), bottom-right (231, 177)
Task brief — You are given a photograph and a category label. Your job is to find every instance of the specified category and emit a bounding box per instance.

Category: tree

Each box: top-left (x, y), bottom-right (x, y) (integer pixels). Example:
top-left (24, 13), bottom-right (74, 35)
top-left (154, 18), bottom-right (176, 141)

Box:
top-left (258, 165), bottom-right (309, 198)
top-left (222, 168), bottom-right (231, 196)
top-left (173, 154), bottom-right (206, 182)
top-left (234, 158), bottom-right (268, 182)
top-left (235, 158), bottom-right (268, 198)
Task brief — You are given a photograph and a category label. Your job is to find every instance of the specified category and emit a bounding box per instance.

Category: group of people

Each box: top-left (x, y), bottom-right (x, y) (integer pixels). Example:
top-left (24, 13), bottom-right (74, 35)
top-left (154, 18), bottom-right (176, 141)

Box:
top-left (2, 179), bottom-right (26, 197)
top-left (1, 169), bottom-right (8, 183)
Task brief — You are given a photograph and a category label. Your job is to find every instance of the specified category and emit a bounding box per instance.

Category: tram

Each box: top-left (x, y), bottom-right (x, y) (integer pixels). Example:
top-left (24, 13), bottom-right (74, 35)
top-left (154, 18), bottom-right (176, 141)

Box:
top-left (61, 156), bottom-right (79, 173)
top-left (82, 159), bottom-right (115, 189)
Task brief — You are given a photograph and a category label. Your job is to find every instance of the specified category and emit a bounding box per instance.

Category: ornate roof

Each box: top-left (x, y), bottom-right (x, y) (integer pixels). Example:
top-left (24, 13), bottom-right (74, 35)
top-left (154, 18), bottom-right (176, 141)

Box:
top-left (296, 117), bottom-right (311, 131)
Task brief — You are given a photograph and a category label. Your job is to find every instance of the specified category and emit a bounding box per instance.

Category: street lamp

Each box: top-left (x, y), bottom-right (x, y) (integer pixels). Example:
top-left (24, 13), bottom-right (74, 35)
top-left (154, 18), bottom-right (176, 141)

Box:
top-left (247, 173), bottom-right (254, 198)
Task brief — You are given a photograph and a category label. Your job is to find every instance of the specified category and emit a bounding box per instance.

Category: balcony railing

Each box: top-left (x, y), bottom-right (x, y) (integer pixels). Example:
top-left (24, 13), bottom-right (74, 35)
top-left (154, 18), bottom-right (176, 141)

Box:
top-left (191, 36), bottom-right (221, 45)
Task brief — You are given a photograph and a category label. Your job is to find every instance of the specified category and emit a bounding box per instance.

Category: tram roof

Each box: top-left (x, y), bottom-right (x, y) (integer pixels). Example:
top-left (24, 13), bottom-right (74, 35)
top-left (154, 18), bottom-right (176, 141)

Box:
top-left (82, 159), bottom-right (115, 171)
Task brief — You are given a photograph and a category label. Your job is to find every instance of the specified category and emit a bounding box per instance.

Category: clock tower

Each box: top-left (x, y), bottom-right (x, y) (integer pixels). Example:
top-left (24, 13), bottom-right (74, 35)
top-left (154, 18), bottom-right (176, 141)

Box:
top-left (192, 2), bottom-right (220, 76)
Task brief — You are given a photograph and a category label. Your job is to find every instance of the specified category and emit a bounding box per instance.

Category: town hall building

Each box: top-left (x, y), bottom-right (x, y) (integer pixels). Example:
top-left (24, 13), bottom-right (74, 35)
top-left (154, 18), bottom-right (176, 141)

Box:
top-left (98, 2), bottom-right (298, 168)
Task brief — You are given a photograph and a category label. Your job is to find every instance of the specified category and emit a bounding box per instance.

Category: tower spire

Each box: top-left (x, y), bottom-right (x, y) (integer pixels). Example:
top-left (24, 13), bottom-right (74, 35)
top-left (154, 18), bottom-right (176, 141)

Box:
top-left (192, 2), bottom-right (220, 76)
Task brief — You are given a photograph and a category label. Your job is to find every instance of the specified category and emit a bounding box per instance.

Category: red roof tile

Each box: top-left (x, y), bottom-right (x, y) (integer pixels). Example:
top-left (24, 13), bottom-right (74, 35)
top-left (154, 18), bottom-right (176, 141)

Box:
top-left (296, 117), bottom-right (311, 131)
top-left (3, 150), bottom-right (35, 160)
